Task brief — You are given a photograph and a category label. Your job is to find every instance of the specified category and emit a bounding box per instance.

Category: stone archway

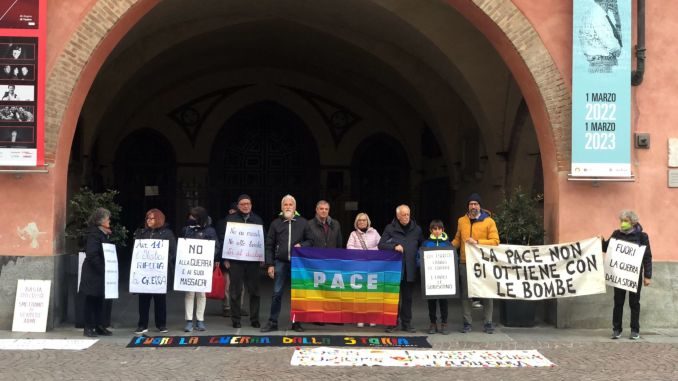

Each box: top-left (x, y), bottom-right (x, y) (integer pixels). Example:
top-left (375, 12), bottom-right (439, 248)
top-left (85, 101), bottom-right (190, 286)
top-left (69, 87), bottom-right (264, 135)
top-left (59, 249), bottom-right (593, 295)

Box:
top-left (48, 0), bottom-right (570, 247)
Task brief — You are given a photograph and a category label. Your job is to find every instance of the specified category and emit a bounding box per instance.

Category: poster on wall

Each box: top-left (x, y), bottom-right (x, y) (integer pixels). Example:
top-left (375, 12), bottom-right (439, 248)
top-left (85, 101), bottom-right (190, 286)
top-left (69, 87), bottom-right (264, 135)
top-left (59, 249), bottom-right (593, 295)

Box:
top-left (0, 0), bottom-right (44, 166)
top-left (571, 0), bottom-right (631, 178)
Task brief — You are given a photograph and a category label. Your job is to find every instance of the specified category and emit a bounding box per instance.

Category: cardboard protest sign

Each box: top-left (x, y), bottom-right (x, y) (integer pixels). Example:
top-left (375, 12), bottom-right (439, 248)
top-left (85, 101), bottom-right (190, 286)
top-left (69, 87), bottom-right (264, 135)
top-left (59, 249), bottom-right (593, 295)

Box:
top-left (174, 238), bottom-right (214, 292)
top-left (603, 238), bottom-right (645, 292)
top-left (221, 222), bottom-right (265, 261)
top-left (465, 237), bottom-right (605, 300)
top-left (102, 243), bottom-right (118, 299)
top-left (12, 279), bottom-right (51, 332)
top-left (129, 239), bottom-right (169, 294)
top-left (419, 248), bottom-right (458, 299)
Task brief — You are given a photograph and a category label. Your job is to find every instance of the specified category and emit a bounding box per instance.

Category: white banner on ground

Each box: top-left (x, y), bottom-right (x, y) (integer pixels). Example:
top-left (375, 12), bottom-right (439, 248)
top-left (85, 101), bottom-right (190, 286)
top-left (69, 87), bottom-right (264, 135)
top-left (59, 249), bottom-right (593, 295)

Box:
top-left (129, 239), bottom-right (169, 294)
top-left (0, 339), bottom-right (97, 351)
top-left (603, 238), bottom-right (645, 292)
top-left (12, 279), bottom-right (51, 332)
top-left (221, 222), bottom-right (265, 261)
top-left (77, 252), bottom-right (85, 293)
top-left (291, 348), bottom-right (555, 367)
top-left (102, 243), bottom-right (119, 299)
top-left (465, 237), bottom-right (605, 300)
top-left (174, 238), bottom-right (214, 292)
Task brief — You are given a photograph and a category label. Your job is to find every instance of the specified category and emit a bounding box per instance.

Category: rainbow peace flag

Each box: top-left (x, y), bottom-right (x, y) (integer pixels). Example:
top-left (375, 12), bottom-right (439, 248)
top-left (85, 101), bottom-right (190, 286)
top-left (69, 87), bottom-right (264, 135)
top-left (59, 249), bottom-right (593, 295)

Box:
top-left (291, 247), bottom-right (402, 325)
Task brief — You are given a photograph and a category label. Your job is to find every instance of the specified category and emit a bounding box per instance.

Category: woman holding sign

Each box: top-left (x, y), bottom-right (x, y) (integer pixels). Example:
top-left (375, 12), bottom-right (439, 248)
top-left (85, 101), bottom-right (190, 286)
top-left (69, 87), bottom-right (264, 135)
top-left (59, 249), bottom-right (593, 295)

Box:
top-left (80, 208), bottom-right (114, 338)
top-left (133, 209), bottom-right (177, 335)
top-left (180, 206), bottom-right (220, 332)
top-left (602, 210), bottom-right (652, 340)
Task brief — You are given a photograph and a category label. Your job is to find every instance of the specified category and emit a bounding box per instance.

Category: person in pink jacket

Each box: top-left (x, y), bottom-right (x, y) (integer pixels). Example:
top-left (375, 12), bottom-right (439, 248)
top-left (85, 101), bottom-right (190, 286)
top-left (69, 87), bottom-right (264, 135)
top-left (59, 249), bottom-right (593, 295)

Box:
top-left (346, 212), bottom-right (381, 327)
top-left (347, 213), bottom-right (381, 250)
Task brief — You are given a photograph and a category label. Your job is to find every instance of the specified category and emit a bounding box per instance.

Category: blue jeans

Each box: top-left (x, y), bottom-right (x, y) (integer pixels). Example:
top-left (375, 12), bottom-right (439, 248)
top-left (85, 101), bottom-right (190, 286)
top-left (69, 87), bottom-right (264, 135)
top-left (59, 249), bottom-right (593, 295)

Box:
top-left (267, 260), bottom-right (291, 324)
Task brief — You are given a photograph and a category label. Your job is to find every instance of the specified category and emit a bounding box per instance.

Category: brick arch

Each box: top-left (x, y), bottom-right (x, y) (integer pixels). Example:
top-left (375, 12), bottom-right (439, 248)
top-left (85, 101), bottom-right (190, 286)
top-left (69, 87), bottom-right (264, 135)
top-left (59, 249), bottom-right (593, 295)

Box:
top-left (49, 0), bottom-right (570, 238)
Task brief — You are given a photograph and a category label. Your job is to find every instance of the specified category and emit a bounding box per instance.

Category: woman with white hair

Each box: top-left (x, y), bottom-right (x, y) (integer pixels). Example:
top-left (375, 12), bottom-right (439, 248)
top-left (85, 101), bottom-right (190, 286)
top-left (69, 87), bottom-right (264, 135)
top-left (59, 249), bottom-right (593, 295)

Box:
top-left (602, 209), bottom-right (653, 340)
top-left (346, 212), bottom-right (381, 327)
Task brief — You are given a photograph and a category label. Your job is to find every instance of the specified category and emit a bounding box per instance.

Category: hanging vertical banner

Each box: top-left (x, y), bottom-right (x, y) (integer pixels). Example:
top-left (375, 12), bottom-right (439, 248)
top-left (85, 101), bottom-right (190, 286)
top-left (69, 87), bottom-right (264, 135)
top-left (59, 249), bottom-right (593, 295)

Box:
top-left (0, 0), bottom-right (44, 166)
top-left (571, 0), bottom-right (631, 178)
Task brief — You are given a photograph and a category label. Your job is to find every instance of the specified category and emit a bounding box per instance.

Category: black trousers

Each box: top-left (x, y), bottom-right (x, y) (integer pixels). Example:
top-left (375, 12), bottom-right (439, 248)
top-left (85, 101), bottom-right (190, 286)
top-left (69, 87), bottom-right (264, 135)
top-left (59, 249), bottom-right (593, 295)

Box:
top-left (84, 295), bottom-right (104, 329)
top-left (427, 299), bottom-right (449, 323)
top-left (138, 293), bottom-right (167, 329)
top-left (397, 280), bottom-right (415, 326)
top-left (229, 260), bottom-right (261, 324)
top-left (613, 279), bottom-right (643, 332)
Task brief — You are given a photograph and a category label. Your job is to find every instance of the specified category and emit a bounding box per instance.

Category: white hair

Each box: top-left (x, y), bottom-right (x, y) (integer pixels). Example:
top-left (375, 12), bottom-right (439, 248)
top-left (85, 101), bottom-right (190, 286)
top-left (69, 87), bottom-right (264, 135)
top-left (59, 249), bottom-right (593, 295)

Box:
top-left (281, 194), bottom-right (296, 209)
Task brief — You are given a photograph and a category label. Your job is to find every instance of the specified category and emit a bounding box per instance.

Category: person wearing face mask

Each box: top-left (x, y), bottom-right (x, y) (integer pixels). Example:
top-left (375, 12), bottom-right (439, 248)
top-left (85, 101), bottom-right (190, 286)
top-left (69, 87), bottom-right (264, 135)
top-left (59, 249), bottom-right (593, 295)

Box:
top-left (601, 210), bottom-right (652, 340)
top-left (452, 193), bottom-right (499, 334)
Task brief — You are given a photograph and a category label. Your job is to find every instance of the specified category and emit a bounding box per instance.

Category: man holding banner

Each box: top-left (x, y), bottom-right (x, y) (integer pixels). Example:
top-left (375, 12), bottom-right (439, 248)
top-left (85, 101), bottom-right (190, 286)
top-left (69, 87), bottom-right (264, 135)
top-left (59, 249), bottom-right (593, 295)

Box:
top-left (223, 194), bottom-right (264, 329)
top-left (602, 210), bottom-right (652, 340)
top-left (452, 193), bottom-right (499, 334)
top-left (261, 194), bottom-right (308, 333)
top-left (378, 204), bottom-right (423, 333)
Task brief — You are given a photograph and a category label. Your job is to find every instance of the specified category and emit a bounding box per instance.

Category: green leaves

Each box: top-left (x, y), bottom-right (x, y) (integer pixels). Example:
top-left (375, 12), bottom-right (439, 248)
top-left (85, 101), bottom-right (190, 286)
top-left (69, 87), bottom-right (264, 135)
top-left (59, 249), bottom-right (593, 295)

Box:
top-left (65, 187), bottom-right (129, 247)
top-left (494, 187), bottom-right (544, 246)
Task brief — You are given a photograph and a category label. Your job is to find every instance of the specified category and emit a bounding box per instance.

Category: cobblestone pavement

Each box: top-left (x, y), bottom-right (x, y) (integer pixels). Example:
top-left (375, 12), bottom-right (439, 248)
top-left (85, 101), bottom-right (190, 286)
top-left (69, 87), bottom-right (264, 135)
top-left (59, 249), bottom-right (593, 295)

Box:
top-left (2, 325), bottom-right (677, 381)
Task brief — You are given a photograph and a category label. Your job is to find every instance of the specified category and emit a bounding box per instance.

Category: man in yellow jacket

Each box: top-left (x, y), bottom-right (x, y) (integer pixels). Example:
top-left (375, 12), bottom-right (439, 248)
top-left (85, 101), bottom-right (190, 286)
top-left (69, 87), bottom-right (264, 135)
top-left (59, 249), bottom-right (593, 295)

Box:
top-left (452, 193), bottom-right (500, 334)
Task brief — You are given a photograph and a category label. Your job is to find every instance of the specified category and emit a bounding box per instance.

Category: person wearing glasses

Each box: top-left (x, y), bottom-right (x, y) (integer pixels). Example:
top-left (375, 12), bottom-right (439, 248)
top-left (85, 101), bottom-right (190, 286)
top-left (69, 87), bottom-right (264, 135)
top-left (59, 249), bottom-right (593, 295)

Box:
top-left (132, 209), bottom-right (176, 335)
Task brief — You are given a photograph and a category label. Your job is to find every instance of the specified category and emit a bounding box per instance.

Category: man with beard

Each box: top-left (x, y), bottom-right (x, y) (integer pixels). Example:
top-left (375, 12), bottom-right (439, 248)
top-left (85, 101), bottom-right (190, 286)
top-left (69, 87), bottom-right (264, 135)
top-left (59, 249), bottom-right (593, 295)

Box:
top-left (260, 194), bottom-right (308, 333)
top-left (223, 194), bottom-right (264, 329)
top-left (378, 204), bottom-right (423, 333)
top-left (452, 193), bottom-right (500, 334)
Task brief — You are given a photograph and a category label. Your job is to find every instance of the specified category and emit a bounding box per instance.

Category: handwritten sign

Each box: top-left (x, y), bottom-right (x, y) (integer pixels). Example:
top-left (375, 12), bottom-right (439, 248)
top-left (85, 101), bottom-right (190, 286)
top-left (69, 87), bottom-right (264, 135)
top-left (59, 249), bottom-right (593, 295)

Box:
top-left (174, 238), bottom-right (214, 292)
top-left (604, 238), bottom-right (645, 292)
top-left (12, 279), bottom-right (51, 332)
top-left (465, 237), bottom-right (605, 300)
top-left (221, 222), bottom-right (264, 261)
top-left (129, 239), bottom-right (169, 294)
top-left (419, 248), bottom-right (458, 298)
top-left (102, 243), bottom-right (118, 299)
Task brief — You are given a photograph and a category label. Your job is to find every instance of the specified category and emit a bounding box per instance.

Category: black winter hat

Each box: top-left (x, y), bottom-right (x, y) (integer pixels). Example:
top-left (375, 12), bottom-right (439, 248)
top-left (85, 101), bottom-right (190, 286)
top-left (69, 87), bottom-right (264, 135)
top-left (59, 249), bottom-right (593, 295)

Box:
top-left (237, 194), bottom-right (251, 203)
top-left (466, 193), bottom-right (482, 206)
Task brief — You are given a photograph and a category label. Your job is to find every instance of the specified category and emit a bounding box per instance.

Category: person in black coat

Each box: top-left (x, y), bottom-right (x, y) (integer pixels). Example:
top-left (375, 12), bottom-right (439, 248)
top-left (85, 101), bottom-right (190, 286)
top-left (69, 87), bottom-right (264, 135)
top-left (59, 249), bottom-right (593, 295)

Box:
top-left (602, 209), bottom-right (652, 340)
top-left (180, 206), bottom-right (220, 332)
top-left (302, 200), bottom-right (343, 248)
top-left (133, 208), bottom-right (177, 334)
top-left (223, 194), bottom-right (265, 328)
top-left (260, 194), bottom-right (308, 333)
top-left (378, 204), bottom-right (423, 333)
top-left (80, 207), bottom-right (114, 337)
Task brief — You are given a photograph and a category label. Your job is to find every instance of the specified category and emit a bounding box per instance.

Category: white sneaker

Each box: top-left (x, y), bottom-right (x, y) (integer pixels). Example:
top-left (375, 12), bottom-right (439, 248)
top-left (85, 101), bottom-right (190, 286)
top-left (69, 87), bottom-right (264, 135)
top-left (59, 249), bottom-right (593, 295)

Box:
top-left (357, 323), bottom-right (364, 328)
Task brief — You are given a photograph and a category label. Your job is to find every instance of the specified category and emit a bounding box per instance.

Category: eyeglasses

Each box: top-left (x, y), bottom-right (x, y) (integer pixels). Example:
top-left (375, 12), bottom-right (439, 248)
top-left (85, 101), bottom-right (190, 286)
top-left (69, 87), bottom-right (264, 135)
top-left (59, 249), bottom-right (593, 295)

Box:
top-left (357, 219), bottom-right (368, 221)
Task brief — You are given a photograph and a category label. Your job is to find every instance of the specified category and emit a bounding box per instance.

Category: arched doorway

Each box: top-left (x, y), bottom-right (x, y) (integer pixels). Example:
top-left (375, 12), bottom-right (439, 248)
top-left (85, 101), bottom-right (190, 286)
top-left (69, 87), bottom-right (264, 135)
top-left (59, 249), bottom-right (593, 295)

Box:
top-left (208, 101), bottom-right (320, 223)
top-left (351, 134), bottom-right (410, 231)
top-left (113, 129), bottom-right (177, 236)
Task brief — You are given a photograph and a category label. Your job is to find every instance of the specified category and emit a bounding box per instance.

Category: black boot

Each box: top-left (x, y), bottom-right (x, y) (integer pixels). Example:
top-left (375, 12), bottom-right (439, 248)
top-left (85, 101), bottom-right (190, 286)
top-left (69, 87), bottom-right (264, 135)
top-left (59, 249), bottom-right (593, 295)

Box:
top-left (95, 326), bottom-right (112, 336)
top-left (83, 328), bottom-right (98, 337)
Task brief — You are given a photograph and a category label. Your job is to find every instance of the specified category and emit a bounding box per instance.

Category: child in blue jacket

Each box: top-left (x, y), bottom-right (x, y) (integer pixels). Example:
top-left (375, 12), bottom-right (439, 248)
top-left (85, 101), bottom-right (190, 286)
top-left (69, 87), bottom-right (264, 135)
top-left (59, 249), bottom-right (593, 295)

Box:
top-left (420, 219), bottom-right (451, 334)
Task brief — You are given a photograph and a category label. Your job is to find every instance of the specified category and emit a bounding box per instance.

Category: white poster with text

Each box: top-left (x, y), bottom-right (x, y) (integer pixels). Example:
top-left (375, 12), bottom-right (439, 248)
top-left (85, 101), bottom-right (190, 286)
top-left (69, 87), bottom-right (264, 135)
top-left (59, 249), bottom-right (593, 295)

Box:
top-left (129, 239), bottom-right (169, 294)
top-left (12, 279), bottom-right (51, 332)
top-left (174, 238), bottom-right (214, 292)
top-left (221, 222), bottom-right (265, 261)
top-left (465, 237), bottom-right (605, 300)
top-left (603, 238), bottom-right (645, 292)
top-left (102, 243), bottom-right (119, 299)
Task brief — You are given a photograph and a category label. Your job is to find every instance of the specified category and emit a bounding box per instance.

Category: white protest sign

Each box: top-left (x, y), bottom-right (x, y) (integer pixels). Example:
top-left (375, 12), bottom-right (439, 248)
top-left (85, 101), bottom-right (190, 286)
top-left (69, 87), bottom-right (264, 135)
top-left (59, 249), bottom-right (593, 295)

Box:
top-left (12, 279), bottom-right (51, 332)
top-left (77, 252), bottom-right (85, 293)
top-left (221, 222), bottom-right (265, 261)
top-left (102, 243), bottom-right (119, 299)
top-left (174, 238), bottom-right (214, 292)
top-left (420, 248), bottom-right (458, 298)
top-left (465, 237), bottom-right (605, 300)
top-left (604, 238), bottom-right (645, 292)
top-left (129, 239), bottom-right (169, 294)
